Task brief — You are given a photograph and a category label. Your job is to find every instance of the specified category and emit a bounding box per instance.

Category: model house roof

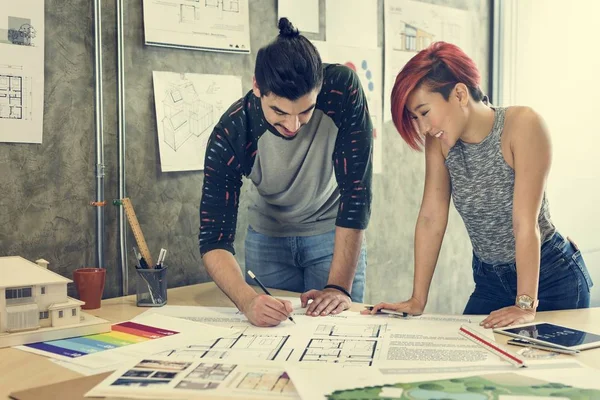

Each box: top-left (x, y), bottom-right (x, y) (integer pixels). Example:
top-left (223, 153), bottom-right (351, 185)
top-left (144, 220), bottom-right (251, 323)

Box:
top-left (0, 256), bottom-right (72, 288)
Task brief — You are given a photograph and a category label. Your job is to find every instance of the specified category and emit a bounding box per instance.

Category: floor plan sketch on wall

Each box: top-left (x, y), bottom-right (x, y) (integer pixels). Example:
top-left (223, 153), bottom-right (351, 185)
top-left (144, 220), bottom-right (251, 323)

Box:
top-left (143, 0), bottom-right (250, 53)
top-left (0, 0), bottom-right (44, 143)
top-left (0, 73), bottom-right (32, 120)
top-left (152, 71), bottom-right (242, 172)
top-left (383, 0), bottom-right (472, 122)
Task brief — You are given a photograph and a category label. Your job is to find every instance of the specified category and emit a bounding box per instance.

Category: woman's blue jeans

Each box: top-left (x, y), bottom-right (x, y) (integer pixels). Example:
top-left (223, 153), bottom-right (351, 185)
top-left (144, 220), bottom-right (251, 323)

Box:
top-left (464, 232), bottom-right (593, 315)
top-left (244, 226), bottom-right (367, 302)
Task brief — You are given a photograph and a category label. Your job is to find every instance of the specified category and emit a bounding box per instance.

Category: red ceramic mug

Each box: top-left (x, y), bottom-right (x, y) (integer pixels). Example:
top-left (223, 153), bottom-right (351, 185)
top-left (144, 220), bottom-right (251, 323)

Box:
top-left (73, 268), bottom-right (106, 310)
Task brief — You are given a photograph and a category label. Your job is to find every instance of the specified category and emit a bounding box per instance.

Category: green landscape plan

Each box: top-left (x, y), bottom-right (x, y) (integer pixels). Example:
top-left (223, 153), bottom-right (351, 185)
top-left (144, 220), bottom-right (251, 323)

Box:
top-left (326, 373), bottom-right (600, 400)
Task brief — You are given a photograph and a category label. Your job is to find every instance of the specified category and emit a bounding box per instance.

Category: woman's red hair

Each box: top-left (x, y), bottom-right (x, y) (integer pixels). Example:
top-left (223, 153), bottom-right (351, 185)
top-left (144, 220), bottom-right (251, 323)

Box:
top-left (391, 42), bottom-right (481, 150)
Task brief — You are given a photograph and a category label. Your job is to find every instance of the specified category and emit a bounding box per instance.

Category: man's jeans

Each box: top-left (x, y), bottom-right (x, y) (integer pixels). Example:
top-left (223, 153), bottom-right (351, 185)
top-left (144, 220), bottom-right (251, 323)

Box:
top-left (244, 226), bottom-right (367, 302)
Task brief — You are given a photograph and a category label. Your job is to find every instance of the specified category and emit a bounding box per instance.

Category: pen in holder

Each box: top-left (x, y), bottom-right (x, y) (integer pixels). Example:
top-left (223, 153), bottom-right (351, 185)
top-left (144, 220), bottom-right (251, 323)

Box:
top-left (135, 265), bottom-right (168, 307)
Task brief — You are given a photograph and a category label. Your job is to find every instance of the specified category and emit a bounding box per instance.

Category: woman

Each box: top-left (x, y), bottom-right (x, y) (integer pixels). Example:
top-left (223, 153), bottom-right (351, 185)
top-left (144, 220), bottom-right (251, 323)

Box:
top-left (366, 42), bottom-right (593, 328)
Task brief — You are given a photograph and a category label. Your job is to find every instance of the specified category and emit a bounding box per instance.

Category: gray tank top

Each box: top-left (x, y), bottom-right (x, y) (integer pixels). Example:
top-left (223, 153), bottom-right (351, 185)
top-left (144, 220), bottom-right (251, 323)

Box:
top-left (445, 106), bottom-right (555, 264)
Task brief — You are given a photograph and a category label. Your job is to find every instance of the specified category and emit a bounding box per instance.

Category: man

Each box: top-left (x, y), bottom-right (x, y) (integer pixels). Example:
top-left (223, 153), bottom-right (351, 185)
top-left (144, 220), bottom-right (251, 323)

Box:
top-left (199, 18), bottom-right (373, 327)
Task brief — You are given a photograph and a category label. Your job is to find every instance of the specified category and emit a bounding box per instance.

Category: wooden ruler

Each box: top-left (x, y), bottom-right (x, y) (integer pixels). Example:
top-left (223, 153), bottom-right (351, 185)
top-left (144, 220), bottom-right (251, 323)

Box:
top-left (121, 197), bottom-right (154, 267)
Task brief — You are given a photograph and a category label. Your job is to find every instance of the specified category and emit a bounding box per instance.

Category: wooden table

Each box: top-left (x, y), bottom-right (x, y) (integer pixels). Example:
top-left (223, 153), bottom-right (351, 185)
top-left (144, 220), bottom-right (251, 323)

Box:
top-left (2, 282), bottom-right (599, 399)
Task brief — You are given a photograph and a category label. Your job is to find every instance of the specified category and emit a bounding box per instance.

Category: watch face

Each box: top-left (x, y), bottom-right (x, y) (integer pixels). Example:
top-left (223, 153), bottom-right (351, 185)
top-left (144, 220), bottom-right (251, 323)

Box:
top-left (517, 295), bottom-right (534, 309)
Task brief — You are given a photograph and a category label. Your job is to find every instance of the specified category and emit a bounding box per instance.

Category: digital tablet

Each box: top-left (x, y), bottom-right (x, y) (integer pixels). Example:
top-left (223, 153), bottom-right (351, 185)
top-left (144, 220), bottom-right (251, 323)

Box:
top-left (494, 322), bottom-right (600, 351)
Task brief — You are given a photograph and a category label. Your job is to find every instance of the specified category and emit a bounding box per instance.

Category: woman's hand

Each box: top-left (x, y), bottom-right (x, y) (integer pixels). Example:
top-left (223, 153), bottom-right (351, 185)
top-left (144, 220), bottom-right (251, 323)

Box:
top-left (480, 305), bottom-right (535, 329)
top-left (361, 297), bottom-right (425, 316)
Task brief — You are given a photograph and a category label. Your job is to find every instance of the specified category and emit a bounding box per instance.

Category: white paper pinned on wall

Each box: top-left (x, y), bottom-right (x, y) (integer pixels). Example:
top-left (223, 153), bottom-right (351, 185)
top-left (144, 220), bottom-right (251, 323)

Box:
top-left (152, 71), bottom-right (242, 172)
top-left (278, 0), bottom-right (319, 34)
top-left (383, 0), bottom-right (472, 122)
top-left (143, 0), bottom-right (251, 53)
top-left (0, 0), bottom-right (44, 143)
top-left (325, 0), bottom-right (378, 49)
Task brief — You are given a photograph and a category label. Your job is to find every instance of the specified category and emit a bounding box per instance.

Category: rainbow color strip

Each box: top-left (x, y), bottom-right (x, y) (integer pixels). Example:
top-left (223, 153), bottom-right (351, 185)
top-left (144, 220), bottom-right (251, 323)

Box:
top-left (24, 321), bottom-right (179, 358)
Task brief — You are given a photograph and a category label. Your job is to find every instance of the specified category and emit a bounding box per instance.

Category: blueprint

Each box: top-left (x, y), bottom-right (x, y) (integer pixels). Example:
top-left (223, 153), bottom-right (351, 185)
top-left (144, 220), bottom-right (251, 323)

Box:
top-left (0, 0), bottom-right (44, 143)
top-left (134, 306), bottom-right (510, 370)
top-left (152, 71), bottom-right (242, 172)
top-left (143, 0), bottom-right (251, 53)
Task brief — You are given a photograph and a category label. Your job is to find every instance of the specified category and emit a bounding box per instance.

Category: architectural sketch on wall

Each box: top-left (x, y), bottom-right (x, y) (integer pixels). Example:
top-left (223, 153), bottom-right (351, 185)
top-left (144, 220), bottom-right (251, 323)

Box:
top-left (181, 0), bottom-right (239, 23)
top-left (153, 71), bottom-right (242, 172)
top-left (143, 0), bottom-right (250, 53)
top-left (0, 0), bottom-right (45, 143)
top-left (383, 0), bottom-right (472, 122)
top-left (162, 81), bottom-right (214, 151)
top-left (394, 23), bottom-right (434, 52)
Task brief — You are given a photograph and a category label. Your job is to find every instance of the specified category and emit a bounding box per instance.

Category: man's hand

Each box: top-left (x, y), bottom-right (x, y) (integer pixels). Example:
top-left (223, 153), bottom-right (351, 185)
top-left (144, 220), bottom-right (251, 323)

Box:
top-left (480, 305), bottom-right (535, 329)
top-left (301, 288), bottom-right (351, 316)
top-left (360, 297), bottom-right (425, 316)
top-left (242, 294), bottom-right (293, 327)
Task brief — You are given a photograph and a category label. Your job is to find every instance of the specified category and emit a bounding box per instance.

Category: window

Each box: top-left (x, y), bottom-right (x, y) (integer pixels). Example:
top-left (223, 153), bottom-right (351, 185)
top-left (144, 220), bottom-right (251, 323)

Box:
top-left (498, 0), bottom-right (600, 253)
top-left (39, 311), bottom-right (49, 319)
top-left (5, 287), bottom-right (33, 299)
top-left (5, 287), bottom-right (33, 304)
top-left (72, 308), bottom-right (77, 317)
top-left (58, 310), bottom-right (63, 318)
top-left (41, 286), bottom-right (46, 295)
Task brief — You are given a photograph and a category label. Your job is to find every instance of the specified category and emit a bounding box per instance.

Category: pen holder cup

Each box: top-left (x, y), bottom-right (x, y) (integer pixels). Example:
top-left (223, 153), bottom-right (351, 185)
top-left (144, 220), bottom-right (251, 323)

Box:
top-left (135, 265), bottom-right (168, 307)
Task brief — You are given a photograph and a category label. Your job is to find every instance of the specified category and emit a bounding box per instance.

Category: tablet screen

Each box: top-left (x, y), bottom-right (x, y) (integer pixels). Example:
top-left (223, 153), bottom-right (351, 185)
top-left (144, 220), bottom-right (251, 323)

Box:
top-left (501, 323), bottom-right (600, 348)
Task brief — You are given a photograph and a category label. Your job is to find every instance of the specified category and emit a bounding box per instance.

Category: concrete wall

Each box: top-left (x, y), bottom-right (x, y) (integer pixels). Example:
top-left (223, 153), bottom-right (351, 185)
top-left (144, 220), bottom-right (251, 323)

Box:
top-left (0, 0), bottom-right (491, 314)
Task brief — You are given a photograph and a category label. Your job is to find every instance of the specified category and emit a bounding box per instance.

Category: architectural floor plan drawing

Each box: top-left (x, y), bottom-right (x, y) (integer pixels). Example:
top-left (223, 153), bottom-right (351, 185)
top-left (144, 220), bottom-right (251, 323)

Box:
top-left (0, 74), bottom-right (25, 119)
top-left (300, 338), bottom-right (378, 366)
top-left (133, 306), bottom-right (510, 371)
top-left (156, 331), bottom-right (291, 361)
top-left (314, 323), bottom-right (383, 338)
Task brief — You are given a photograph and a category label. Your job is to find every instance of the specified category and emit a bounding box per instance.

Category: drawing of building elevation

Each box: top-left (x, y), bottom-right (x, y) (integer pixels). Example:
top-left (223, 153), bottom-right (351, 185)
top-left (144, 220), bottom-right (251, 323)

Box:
top-left (0, 74), bottom-right (23, 119)
top-left (162, 81), bottom-right (213, 151)
top-left (396, 22), bottom-right (434, 52)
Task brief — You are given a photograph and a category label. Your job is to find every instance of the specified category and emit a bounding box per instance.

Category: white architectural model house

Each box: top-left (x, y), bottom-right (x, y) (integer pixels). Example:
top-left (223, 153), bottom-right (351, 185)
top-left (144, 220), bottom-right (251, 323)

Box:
top-left (0, 256), bottom-right (110, 348)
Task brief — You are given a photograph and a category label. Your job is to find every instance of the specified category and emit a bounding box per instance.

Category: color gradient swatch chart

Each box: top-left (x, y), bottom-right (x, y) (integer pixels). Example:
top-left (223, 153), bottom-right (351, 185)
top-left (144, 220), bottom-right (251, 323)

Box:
top-left (23, 320), bottom-right (179, 358)
top-left (14, 314), bottom-right (222, 370)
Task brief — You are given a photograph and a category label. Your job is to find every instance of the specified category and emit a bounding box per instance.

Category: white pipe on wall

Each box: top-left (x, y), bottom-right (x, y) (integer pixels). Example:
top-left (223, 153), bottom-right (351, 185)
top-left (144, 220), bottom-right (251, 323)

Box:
top-left (116, 0), bottom-right (128, 295)
top-left (93, 0), bottom-right (106, 269)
